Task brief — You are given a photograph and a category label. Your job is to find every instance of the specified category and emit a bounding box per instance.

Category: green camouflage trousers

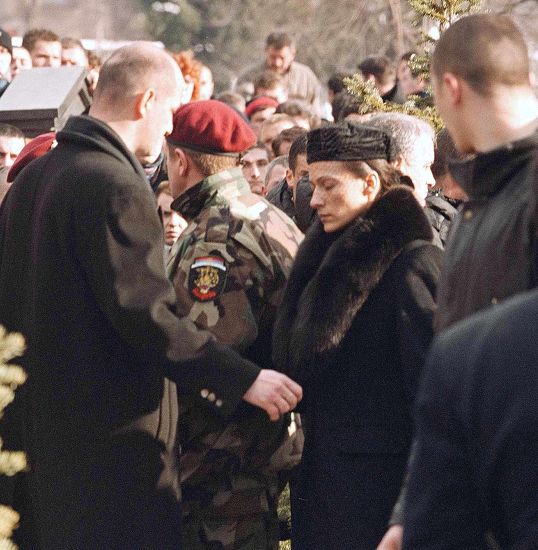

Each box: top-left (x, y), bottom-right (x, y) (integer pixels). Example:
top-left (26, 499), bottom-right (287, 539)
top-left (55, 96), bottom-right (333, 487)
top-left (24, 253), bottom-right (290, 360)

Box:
top-left (181, 482), bottom-right (280, 549)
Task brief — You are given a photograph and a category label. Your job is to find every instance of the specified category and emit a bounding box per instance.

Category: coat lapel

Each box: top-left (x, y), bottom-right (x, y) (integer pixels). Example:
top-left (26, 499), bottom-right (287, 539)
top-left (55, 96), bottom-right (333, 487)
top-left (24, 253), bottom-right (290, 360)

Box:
top-left (273, 186), bottom-right (433, 376)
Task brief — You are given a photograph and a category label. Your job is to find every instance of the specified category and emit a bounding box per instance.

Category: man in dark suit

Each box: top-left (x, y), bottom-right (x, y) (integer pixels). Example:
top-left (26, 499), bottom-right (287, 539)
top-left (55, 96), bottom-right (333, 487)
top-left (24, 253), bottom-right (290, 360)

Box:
top-left (378, 13), bottom-right (538, 550)
top-left (0, 42), bottom-right (301, 549)
top-left (405, 289), bottom-right (538, 549)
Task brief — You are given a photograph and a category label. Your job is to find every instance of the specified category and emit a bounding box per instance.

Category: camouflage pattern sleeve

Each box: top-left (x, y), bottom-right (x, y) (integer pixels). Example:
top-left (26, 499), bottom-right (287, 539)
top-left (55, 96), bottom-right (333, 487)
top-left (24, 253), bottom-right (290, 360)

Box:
top-left (171, 236), bottom-right (270, 352)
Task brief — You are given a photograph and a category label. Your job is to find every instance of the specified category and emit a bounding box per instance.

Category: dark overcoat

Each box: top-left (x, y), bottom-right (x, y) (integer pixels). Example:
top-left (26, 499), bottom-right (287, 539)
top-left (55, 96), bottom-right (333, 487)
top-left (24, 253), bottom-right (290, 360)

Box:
top-left (0, 115), bottom-right (259, 549)
top-left (404, 288), bottom-right (538, 550)
top-left (435, 130), bottom-right (538, 331)
top-left (272, 186), bottom-right (443, 549)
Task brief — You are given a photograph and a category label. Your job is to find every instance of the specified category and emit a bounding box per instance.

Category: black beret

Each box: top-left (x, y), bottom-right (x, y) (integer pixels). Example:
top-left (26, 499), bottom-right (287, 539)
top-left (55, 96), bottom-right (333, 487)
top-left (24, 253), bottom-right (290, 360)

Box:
top-left (307, 121), bottom-right (391, 164)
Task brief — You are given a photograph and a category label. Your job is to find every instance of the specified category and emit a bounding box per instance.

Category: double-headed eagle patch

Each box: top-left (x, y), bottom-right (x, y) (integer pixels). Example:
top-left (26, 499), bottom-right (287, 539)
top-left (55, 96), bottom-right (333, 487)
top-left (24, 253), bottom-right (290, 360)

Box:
top-left (188, 255), bottom-right (227, 302)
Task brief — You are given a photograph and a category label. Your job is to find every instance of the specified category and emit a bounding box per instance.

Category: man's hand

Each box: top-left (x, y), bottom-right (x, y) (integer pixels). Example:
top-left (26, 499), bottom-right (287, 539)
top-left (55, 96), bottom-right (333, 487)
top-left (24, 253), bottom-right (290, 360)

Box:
top-left (376, 525), bottom-right (403, 550)
top-left (243, 369), bottom-right (303, 421)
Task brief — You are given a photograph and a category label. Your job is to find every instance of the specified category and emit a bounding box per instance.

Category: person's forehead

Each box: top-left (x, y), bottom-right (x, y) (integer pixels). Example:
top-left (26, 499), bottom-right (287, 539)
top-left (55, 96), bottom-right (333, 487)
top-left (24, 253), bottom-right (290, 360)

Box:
top-left (62, 47), bottom-right (84, 58)
top-left (267, 46), bottom-right (293, 56)
top-left (243, 147), bottom-right (268, 162)
top-left (33, 40), bottom-right (61, 54)
top-left (309, 160), bottom-right (355, 180)
top-left (0, 45), bottom-right (10, 56)
top-left (0, 136), bottom-right (25, 154)
top-left (13, 48), bottom-right (31, 61)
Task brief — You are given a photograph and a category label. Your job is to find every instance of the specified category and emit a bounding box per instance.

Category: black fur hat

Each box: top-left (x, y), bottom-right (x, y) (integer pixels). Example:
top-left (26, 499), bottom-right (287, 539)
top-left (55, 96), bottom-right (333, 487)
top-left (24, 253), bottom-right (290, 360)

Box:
top-left (307, 122), bottom-right (390, 164)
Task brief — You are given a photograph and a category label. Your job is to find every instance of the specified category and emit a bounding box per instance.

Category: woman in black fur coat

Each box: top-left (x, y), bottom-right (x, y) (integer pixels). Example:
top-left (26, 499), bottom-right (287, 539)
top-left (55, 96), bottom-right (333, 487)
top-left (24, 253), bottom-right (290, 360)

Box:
top-left (272, 123), bottom-right (443, 549)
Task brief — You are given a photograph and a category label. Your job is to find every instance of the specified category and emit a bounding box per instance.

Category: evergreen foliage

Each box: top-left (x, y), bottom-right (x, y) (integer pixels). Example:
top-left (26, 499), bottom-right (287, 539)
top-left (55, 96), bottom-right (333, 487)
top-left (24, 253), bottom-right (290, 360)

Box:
top-left (408, 0), bottom-right (481, 77)
top-left (346, 0), bottom-right (483, 132)
top-left (344, 76), bottom-right (444, 131)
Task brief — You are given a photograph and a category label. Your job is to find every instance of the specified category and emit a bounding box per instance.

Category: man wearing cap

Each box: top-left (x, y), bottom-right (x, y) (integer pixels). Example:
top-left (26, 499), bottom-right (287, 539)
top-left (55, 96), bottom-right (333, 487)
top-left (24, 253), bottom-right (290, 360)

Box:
top-left (245, 96), bottom-right (279, 137)
top-left (165, 99), bottom-right (304, 549)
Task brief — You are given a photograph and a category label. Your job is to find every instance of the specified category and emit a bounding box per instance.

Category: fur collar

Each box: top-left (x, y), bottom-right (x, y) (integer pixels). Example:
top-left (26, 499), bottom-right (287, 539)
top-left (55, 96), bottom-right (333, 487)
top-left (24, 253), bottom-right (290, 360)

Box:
top-left (272, 185), bottom-right (432, 377)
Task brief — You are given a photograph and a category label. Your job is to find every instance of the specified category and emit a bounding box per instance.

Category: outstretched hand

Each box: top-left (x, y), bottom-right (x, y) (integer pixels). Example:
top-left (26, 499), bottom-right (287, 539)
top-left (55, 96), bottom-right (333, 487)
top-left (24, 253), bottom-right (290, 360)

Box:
top-left (243, 369), bottom-right (303, 421)
top-left (376, 525), bottom-right (403, 550)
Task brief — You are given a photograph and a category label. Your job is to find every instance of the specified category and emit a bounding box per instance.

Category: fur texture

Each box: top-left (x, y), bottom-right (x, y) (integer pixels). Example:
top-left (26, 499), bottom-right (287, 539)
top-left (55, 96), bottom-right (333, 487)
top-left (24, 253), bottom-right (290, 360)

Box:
top-left (272, 185), bottom-right (433, 376)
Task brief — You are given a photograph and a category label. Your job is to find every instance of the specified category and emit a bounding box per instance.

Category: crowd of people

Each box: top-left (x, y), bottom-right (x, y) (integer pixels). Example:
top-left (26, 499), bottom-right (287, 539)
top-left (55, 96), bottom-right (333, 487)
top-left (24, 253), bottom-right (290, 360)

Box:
top-left (0, 11), bottom-right (537, 550)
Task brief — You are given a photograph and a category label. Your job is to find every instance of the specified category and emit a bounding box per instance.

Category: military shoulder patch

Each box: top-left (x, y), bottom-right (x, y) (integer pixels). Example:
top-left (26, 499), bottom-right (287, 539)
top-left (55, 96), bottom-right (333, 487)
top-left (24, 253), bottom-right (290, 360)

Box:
top-left (188, 255), bottom-right (228, 302)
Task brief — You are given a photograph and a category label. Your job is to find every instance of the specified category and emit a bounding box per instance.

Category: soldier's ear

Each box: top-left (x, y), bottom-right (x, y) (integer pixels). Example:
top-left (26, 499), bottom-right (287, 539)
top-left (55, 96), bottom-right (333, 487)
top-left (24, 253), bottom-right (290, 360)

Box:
top-left (176, 147), bottom-right (190, 176)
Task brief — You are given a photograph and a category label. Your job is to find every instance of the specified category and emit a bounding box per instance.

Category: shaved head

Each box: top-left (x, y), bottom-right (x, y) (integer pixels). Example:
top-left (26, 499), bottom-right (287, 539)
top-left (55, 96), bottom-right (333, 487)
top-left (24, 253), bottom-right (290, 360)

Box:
top-left (90, 42), bottom-right (185, 164)
top-left (432, 15), bottom-right (530, 96)
top-left (94, 42), bottom-right (184, 107)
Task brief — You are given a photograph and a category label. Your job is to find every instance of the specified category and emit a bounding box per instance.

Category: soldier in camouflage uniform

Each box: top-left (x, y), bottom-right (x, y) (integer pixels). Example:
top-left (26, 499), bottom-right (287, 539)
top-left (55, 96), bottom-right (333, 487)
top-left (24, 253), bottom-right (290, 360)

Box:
top-left (165, 100), bottom-right (303, 549)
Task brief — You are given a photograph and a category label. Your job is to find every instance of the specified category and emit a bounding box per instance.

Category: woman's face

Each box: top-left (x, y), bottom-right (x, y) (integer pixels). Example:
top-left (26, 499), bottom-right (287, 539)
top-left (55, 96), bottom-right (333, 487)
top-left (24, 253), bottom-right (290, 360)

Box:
top-left (309, 161), bottom-right (379, 232)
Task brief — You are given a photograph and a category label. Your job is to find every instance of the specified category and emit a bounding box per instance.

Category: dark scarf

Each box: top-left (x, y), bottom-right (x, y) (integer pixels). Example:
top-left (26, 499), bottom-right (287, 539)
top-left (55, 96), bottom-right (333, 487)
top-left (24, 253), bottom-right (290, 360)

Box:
top-left (272, 185), bottom-right (433, 380)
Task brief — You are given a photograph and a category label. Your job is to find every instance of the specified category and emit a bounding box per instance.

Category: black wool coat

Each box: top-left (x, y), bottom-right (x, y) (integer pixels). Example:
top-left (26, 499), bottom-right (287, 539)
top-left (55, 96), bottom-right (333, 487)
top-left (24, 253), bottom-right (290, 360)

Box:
top-left (435, 130), bottom-right (538, 331)
top-left (273, 186), bottom-right (443, 549)
top-left (0, 115), bottom-right (259, 550)
top-left (404, 288), bottom-right (538, 550)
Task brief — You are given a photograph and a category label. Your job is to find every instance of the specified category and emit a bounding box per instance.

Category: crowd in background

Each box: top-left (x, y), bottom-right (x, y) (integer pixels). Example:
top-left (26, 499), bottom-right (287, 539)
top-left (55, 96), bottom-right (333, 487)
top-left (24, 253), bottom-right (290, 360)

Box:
top-left (0, 12), bottom-right (537, 550)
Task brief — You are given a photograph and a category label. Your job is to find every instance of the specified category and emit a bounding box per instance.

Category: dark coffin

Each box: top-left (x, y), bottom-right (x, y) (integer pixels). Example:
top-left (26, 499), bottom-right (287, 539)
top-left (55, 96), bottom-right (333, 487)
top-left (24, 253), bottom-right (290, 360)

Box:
top-left (0, 66), bottom-right (91, 137)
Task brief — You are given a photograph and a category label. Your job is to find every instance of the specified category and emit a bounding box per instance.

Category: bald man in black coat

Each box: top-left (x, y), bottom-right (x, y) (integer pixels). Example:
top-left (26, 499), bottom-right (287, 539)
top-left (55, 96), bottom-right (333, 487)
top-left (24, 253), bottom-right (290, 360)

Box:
top-left (0, 43), bottom-right (301, 549)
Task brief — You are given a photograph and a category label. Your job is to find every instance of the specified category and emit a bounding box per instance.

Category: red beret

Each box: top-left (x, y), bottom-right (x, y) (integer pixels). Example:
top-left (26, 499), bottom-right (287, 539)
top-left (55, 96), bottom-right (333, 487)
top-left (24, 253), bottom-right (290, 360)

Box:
top-left (167, 100), bottom-right (256, 156)
top-left (7, 132), bottom-right (57, 183)
top-left (245, 96), bottom-right (279, 119)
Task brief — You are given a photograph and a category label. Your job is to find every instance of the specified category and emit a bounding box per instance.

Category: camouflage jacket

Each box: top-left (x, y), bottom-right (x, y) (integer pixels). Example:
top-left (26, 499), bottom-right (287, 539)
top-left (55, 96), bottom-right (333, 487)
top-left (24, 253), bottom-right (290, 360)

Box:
top-left (167, 168), bottom-right (303, 511)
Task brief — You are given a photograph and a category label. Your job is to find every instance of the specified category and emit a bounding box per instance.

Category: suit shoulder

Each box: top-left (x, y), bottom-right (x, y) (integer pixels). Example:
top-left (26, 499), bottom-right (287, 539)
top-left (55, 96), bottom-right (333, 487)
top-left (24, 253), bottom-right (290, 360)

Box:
top-left (435, 289), bottom-right (538, 370)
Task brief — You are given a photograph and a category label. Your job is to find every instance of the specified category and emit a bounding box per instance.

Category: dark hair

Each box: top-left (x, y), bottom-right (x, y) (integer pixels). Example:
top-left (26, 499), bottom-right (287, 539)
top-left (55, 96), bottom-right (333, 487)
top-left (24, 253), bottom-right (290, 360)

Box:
top-left (358, 56), bottom-right (395, 86)
top-left (244, 141), bottom-right (269, 155)
top-left (61, 37), bottom-right (85, 50)
top-left (216, 91), bottom-right (246, 113)
top-left (61, 37), bottom-right (88, 62)
top-left (327, 73), bottom-right (353, 95)
top-left (22, 28), bottom-right (60, 52)
top-left (432, 14), bottom-right (530, 96)
top-left (431, 128), bottom-right (465, 179)
top-left (271, 126), bottom-right (307, 158)
top-left (344, 159), bottom-right (400, 196)
top-left (87, 50), bottom-right (102, 69)
top-left (254, 70), bottom-right (284, 92)
top-left (331, 92), bottom-right (363, 122)
top-left (275, 100), bottom-right (312, 117)
top-left (266, 32), bottom-right (294, 50)
top-left (0, 123), bottom-right (24, 139)
top-left (399, 51), bottom-right (416, 63)
top-left (288, 134), bottom-right (308, 173)
top-left (155, 180), bottom-right (172, 199)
